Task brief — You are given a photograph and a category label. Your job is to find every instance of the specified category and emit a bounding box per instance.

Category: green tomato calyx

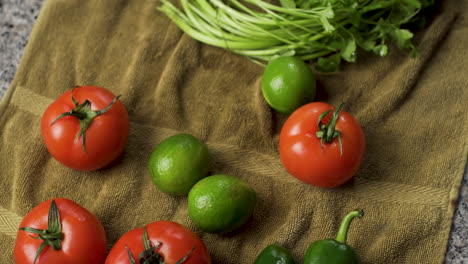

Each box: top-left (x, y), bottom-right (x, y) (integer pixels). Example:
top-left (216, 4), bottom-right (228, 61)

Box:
top-left (19, 200), bottom-right (64, 264)
top-left (126, 227), bottom-right (194, 264)
top-left (50, 88), bottom-right (121, 153)
top-left (315, 103), bottom-right (344, 155)
top-left (336, 210), bottom-right (364, 244)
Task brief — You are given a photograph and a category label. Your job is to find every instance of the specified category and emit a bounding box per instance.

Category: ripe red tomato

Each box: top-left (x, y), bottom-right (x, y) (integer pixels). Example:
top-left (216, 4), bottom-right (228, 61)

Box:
top-left (105, 221), bottom-right (211, 264)
top-left (14, 198), bottom-right (107, 264)
top-left (41, 86), bottom-right (129, 171)
top-left (279, 102), bottom-right (365, 188)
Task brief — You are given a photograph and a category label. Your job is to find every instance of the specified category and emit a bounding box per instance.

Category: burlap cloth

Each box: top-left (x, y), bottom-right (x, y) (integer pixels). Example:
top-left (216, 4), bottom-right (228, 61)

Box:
top-left (1, 0), bottom-right (467, 263)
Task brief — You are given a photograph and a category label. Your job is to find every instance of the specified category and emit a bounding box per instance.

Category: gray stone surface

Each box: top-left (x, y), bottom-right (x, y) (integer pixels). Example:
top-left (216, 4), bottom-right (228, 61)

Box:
top-left (0, 0), bottom-right (467, 263)
top-left (0, 0), bottom-right (42, 99)
top-left (446, 166), bottom-right (468, 264)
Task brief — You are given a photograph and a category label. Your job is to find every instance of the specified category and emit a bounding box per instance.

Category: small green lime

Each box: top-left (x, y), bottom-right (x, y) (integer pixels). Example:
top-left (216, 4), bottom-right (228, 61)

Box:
top-left (188, 174), bottom-right (256, 233)
top-left (148, 133), bottom-right (210, 196)
top-left (261, 56), bottom-right (316, 114)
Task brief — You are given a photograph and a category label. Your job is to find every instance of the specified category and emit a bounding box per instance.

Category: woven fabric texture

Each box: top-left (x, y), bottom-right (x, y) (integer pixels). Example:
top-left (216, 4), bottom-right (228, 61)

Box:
top-left (0, 0), bottom-right (467, 263)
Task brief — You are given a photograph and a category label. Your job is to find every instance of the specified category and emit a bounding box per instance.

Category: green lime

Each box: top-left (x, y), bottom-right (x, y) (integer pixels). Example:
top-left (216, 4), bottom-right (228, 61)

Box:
top-left (188, 174), bottom-right (256, 233)
top-left (261, 56), bottom-right (316, 114)
top-left (148, 133), bottom-right (210, 196)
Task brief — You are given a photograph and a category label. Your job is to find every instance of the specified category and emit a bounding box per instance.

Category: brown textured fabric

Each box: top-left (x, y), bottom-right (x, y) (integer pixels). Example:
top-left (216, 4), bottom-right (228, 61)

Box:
top-left (0, 0), bottom-right (467, 263)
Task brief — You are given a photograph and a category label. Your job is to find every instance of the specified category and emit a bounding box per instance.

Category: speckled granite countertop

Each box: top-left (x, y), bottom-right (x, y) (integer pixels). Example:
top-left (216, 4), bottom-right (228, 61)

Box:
top-left (1, 0), bottom-right (467, 263)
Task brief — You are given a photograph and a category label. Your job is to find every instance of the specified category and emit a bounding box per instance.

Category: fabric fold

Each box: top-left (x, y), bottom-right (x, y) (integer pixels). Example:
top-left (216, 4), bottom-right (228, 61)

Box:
top-left (0, 0), bottom-right (467, 263)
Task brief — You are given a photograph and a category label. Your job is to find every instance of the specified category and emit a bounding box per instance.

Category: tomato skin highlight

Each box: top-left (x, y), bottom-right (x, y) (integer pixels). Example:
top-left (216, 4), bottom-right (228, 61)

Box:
top-left (279, 102), bottom-right (365, 188)
top-left (14, 198), bottom-right (107, 264)
top-left (105, 221), bottom-right (211, 264)
top-left (41, 86), bottom-right (129, 171)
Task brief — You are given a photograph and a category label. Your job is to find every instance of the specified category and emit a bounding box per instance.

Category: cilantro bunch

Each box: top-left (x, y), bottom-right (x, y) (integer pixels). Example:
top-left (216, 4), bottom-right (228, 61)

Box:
top-left (158, 0), bottom-right (434, 71)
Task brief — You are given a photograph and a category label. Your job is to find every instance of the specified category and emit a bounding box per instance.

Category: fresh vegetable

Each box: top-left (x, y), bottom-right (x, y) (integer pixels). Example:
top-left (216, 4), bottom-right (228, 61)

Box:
top-left (158, 0), bottom-right (434, 71)
top-left (105, 220), bottom-right (211, 264)
top-left (188, 174), bottom-right (256, 233)
top-left (148, 133), bottom-right (210, 196)
top-left (14, 198), bottom-right (107, 264)
top-left (41, 86), bottom-right (129, 171)
top-left (254, 243), bottom-right (296, 264)
top-left (279, 102), bottom-right (365, 188)
top-left (261, 56), bottom-right (315, 114)
top-left (304, 210), bottom-right (364, 264)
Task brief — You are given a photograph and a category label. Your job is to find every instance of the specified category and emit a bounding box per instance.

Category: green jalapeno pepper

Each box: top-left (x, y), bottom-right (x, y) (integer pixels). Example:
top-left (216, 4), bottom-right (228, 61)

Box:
top-left (304, 210), bottom-right (364, 264)
top-left (254, 243), bottom-right (296, 264)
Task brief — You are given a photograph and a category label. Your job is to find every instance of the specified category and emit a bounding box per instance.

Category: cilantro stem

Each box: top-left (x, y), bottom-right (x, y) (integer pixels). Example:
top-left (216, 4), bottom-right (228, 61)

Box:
top-left (158, 0), bottom-right (431, 71)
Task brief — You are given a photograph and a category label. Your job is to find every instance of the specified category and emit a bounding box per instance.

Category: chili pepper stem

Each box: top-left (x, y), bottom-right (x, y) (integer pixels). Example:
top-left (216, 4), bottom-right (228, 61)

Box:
top-left (335, 210), bottom-right (364, 244)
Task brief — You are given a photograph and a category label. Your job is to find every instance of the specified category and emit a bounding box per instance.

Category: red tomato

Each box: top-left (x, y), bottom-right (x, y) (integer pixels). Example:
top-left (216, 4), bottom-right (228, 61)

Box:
top-left (105, 221), bottom-right (211, 264)
top-left (279, 102), bottom-right (365, 188)
top-left (41, 86), bottom-right (129, 171)
top-left (14, 198), bottom-right (107, 264)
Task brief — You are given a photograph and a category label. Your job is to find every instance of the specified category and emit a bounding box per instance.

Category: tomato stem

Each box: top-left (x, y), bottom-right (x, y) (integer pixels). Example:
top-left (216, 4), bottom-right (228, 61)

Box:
top-left (316, 103), bottom-right (344, 155)
top-left (50, 89), bottom-right (122, 153)
top-left (126, 226), bottom-right (195, 264)
top-left (19, 200), bottom-right (64, 264)
top-left (335, 210), bottom-right (364, 244)
top-left (126, 246), bottom-right (137, 264)
top-left (175, 247), bottom-right (195, 264)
